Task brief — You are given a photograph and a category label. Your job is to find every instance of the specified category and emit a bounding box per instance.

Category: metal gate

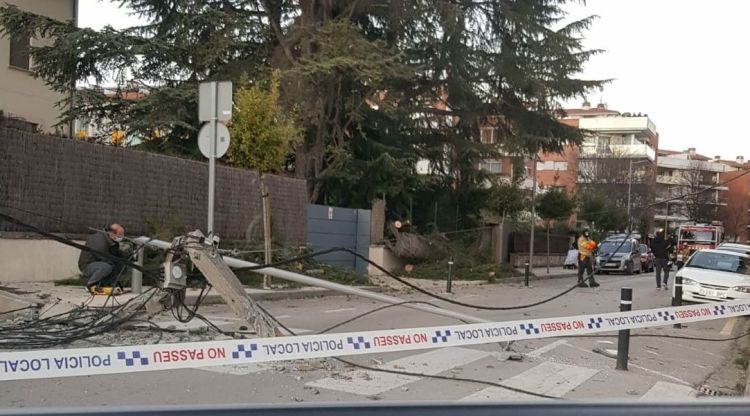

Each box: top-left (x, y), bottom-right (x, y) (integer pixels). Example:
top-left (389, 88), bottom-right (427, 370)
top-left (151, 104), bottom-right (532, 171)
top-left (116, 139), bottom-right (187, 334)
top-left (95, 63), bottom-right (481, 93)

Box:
top-left (307, 204), bottom-right (370, 274)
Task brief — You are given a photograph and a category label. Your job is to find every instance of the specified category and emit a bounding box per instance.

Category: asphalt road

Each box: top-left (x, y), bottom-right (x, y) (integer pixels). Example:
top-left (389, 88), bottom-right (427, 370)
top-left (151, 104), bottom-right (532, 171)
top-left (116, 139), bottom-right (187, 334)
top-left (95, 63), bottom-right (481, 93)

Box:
top-left (1, 271), bottom-right (746, 407)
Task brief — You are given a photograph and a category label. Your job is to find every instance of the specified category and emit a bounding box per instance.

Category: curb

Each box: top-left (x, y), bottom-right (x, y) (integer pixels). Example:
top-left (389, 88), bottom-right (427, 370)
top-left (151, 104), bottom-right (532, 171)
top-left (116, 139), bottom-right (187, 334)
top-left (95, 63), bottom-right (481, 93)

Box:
top-left (187, 286), bottom-right (384, 305)
top-left (507, 271), bottom-right (578, 284)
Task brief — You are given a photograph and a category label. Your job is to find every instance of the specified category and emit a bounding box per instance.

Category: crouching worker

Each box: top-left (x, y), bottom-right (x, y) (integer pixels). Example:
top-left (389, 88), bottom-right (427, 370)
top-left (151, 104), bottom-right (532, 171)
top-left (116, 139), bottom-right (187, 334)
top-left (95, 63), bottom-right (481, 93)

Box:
top-left (78, 223), bottom-right (127, 295)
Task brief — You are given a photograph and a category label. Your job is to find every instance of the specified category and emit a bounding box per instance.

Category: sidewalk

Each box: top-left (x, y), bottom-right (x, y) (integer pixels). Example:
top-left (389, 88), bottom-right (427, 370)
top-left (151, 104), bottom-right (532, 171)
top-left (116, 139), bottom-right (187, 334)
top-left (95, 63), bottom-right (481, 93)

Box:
top-left (507, 265), bottom-right (578, 283)
top-left (0, 281), bottom-right (385, 315)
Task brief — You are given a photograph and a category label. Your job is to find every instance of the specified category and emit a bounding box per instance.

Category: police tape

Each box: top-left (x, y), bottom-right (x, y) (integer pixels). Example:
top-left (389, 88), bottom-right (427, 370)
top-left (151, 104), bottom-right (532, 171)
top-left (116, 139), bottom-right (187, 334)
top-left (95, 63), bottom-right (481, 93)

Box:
top-left (1, 299), bottom-right (748, 381)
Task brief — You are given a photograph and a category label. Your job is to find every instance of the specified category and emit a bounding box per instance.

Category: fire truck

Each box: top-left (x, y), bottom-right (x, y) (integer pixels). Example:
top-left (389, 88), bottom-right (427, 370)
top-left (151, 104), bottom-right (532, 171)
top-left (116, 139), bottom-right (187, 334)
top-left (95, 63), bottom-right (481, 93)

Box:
top-left (675, 223), bottom-right (724, 267)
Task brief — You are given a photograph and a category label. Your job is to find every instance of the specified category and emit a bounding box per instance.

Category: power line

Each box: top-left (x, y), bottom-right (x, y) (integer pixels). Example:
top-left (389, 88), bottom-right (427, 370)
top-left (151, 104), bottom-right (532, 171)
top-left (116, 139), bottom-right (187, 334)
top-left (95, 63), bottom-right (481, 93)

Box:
top-left (254, 303), bottom-right (559, 400)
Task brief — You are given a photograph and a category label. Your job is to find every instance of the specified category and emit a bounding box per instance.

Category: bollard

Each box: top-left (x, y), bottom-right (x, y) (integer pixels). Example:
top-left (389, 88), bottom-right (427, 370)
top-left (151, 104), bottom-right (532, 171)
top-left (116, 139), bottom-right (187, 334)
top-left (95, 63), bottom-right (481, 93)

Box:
top-left (524, 261), bottom-right (530, 287)
top-left (447, 257), bottom-right (454, 293)
top-left (672, 275), bottom-right (682, 329)
top-left (616, 287), bottom-right (632, 371)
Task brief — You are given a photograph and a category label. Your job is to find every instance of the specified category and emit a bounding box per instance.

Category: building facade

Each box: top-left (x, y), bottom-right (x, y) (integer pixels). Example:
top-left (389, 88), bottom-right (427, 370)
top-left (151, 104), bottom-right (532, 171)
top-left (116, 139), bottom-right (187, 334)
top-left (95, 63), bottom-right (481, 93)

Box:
top-left (0, 0), bottom-right (77, 135)
top-left (717, 156), bottom-right (750, 243)
top-left (655, 149), bottom-right (730, 231)
top-left (541, 103), bottom-right (659, 229)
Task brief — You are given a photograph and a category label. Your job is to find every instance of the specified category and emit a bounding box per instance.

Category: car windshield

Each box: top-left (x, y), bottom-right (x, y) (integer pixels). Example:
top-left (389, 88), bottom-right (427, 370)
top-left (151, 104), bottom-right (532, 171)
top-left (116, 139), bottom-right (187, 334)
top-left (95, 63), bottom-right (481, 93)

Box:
top-left (685, 251), bottom-right (750, 275)
top-left (599, 241), bottom-right (631, 254)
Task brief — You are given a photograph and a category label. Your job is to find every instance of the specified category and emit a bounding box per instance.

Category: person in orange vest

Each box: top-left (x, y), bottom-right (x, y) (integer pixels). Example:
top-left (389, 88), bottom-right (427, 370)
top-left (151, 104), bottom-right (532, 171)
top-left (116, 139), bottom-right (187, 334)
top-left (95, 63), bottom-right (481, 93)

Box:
top-left (577, 228), bottom-right (600, 288)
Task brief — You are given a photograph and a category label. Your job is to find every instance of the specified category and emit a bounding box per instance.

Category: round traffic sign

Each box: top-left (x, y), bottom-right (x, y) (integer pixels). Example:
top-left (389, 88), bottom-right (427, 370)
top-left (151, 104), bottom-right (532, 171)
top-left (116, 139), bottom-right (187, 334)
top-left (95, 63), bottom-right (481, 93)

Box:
top-left (198, 122), bottom-right (231, 158)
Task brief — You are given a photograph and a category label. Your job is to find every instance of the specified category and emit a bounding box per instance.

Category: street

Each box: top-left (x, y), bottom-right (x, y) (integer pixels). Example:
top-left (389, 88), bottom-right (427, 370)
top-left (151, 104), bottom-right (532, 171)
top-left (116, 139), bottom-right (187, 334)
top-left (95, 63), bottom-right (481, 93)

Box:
top-left (1, 270), bottom-right (746, 407)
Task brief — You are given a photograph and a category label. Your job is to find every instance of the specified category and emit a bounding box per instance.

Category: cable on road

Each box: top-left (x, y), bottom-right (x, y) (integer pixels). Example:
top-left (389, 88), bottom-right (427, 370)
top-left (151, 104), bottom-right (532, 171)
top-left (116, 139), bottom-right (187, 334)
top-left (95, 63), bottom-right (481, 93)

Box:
top-left (317, 301), bottom-right (466, 334)
top-left (253, 303), bottom-right (560, 400)
top-left (0, 210), bottom-right (622, 313)
top-left (559, 330), bottom-right (750, 343)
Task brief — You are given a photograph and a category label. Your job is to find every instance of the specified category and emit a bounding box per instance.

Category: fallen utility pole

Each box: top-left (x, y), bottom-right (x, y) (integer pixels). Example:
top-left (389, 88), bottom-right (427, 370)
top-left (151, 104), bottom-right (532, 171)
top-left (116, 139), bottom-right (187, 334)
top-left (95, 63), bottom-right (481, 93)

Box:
top-left (133, 236), bottom-right (492, 325)
top-left (183, 232), bottom-right (279, 337)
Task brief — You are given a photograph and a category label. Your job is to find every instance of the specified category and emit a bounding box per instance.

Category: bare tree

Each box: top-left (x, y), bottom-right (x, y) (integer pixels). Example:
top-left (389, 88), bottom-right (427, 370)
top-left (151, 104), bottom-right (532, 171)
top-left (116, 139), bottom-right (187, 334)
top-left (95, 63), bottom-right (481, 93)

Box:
top-left (678, 161), bottom-right (718, 223)
top-left (576, 148), bottom-right (655, 222)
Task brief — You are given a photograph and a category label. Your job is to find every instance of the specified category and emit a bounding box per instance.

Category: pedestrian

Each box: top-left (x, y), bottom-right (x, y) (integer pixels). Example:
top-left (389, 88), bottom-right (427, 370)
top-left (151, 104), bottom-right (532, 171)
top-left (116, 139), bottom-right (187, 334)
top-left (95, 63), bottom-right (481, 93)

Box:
top-left (78, 223), bottom-right (128, 295)
top-left (577, 228), bottom-right (600, 288)
top-left (650, 228), bottom-right (673, 290)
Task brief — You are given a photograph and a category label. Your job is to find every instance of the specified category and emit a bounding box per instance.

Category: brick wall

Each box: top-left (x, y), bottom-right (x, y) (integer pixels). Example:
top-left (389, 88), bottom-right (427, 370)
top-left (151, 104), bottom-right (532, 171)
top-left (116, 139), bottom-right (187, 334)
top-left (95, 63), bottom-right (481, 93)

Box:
top-left (0, 128), bottom-right (307, 242)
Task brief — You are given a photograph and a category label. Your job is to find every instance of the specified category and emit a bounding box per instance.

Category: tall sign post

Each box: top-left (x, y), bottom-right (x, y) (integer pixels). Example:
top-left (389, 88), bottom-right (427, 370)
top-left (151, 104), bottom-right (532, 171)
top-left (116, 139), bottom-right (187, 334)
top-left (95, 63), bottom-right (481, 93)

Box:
top-left (198, 81), bottom-right (232, 234)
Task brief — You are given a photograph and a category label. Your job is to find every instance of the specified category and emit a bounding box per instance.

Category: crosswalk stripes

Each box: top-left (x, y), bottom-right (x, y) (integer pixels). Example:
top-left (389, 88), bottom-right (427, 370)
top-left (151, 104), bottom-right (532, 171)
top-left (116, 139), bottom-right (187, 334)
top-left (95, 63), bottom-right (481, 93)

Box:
top-left (306, 347), bottom-right (491, 396)
top-left (460, 361), bottom-right (599, 401)
top-left (638, 381), bottom-right (697, 401)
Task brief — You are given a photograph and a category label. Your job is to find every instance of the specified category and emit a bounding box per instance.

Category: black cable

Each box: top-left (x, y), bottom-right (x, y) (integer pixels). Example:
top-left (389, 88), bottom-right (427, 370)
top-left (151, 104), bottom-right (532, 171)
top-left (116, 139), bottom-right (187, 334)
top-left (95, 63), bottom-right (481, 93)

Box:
top-left (0, 288), bottom-right (160, 349)
top-left (0, 305), bottom-right (38, 317)
top-left (340, 247), bottom-right (605, 311)
top-left (0, 212), bottom-right (158, 275)
top-left (252, 303), bottom-right (558, 400)
top-left (0, 208), bottom-right (622, 312)
top-left (559, 330), bottom-right (750, 343)
top-left (317, 301), bottom-right (458, 334)
top-left (231, 247), bottom-right (346, 271)
top-left (335, 358), bottom-right (558, 399)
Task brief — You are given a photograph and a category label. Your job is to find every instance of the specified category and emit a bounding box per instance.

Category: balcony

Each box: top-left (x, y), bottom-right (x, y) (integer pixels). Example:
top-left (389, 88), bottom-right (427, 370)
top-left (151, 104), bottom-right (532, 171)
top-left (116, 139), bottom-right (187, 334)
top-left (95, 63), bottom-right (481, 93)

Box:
top-left (578, 116), bottom-right (658, 137)
top-left (656, 175), bottom-right (683, 185)
top-left (656, 176), bottom-right (729, 191)
top-left (579, 144), bottom-right (656, 160)
top-left (657, 157), bottom-right (730, 173)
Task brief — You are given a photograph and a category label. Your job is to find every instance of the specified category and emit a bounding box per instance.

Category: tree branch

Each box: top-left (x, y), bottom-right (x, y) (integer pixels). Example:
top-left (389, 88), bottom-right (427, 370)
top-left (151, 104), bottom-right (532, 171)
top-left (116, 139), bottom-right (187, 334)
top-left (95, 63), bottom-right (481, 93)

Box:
top-left (259, 0), bottom-right (296, 65)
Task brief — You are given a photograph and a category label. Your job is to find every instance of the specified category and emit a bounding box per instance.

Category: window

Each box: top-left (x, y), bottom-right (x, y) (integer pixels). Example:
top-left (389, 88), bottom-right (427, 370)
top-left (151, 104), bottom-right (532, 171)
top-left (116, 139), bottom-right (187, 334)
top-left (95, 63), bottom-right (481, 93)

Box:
top-left (480, 127), bottom-right (497, 144)
top-left (479, 159), bottom-right (502, 174)
top-left (536, 161), bottom-right (567, 171)
top-left (9, 33), bottom-right (30, 70)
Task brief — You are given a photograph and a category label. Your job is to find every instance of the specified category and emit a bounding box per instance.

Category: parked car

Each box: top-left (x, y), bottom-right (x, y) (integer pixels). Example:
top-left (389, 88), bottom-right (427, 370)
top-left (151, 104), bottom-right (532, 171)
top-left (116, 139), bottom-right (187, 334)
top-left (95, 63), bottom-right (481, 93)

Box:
top-left (673, 249), bottom-right (750, 303)
top-left (717, 242), bottom-right (750, 256)
top-left (639, 243), bottom-right (655, 273)
top-left (595, 238), bottom-right (641, 275)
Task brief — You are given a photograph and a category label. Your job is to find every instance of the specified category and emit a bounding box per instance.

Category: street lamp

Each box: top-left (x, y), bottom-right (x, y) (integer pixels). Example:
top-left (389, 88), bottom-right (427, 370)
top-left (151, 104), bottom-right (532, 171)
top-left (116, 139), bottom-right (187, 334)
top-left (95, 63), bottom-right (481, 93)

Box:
top-left (529, 154), bottom-right (540, 273)
top-left (627, 159), bottom-right (651, 232)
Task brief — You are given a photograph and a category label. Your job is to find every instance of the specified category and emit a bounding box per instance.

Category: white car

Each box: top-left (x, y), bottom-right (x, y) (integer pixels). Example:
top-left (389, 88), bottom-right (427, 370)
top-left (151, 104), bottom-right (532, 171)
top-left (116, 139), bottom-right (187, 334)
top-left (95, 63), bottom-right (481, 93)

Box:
top-left (717, 243), bottom-right (750, 256)
top-left (674, 249), bottom-right (750, 303)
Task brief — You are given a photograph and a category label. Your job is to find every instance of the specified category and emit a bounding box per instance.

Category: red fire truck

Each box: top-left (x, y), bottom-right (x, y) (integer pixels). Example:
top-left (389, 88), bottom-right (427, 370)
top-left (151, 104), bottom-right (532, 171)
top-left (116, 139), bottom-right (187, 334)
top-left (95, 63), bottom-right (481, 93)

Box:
top-left (675, 224), bottom-right (724, 266)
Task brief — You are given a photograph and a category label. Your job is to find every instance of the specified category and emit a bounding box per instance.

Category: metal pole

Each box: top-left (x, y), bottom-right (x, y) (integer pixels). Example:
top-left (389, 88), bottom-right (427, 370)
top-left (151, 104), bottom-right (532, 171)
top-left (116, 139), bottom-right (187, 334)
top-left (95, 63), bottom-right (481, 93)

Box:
top-left (672, 275), bottom-right (683, 329)
top-left (133, 236), bottom-right (493, 324)
top-left (131, 247), bottom-right (144, 294)
top-left (207, 81), bottom-right (218, 234)
top-left (627, 159), bottom-right (633, 233)
top-left (546, 225), bottom-right (550, 275)
top-left (616, 287), bottom-right (632, 370)
top-left (524, 261), bottom-right (530, 287)
top-left (529, 155), bottom-right (537, 273)
top-left (665, 201), bottom-right (669, 233)
top-left (447, 257), bottom-right (453, 293)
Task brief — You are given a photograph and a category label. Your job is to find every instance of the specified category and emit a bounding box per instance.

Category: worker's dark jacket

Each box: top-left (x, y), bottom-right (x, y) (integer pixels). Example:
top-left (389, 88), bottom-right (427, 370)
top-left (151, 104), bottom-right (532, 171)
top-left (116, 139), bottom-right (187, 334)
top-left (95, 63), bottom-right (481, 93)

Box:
top-left (78, 232), bottom-right (121, 271)
top-left (650, 236), bottom-right (673, 260)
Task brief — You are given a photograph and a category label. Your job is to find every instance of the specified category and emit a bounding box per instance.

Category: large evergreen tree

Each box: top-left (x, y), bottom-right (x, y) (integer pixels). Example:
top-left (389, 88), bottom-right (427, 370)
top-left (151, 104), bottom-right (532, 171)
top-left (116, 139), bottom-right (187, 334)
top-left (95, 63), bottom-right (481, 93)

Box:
top-left (1, 0), bottom-right (603, 225)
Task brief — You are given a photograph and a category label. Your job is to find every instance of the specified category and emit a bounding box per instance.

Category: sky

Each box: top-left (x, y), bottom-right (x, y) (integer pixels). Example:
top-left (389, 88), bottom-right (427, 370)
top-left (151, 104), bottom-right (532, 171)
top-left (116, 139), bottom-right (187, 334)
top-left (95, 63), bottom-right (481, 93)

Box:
top-left (78, 0), bottom-right (749, 161)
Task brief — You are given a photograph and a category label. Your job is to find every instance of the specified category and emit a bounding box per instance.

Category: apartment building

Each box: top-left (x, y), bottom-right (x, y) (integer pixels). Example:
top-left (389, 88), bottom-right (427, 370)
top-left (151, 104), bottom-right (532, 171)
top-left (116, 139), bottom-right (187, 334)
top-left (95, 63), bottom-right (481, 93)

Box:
top-left (0, 1), bottom-right (77, 135)
top-left (654, 148), bottom-right (730, 231)
top-left (550, 103), bottom-right (659, 224)
top-left (716, 156), bottom-right (750, 243)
